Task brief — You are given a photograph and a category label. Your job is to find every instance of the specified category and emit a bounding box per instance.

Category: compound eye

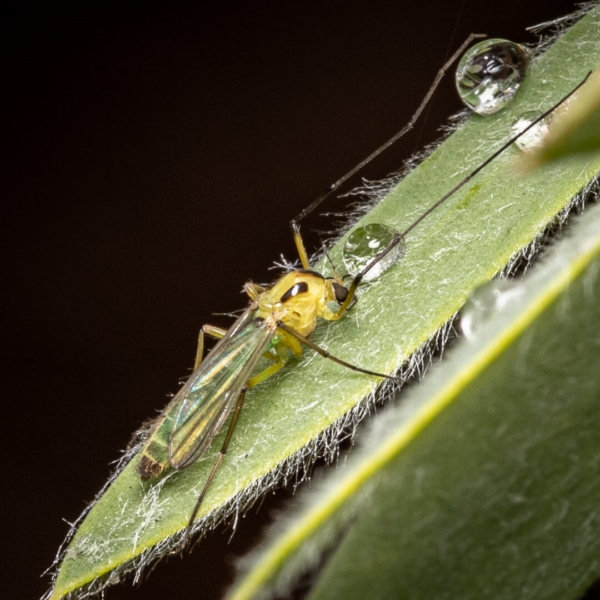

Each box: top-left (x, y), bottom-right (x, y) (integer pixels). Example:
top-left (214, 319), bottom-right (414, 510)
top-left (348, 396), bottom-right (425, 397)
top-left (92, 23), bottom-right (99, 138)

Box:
top-left (280, 282), bottom-right (309, 303)
top-left (332, 282), bottom-right (349, 304)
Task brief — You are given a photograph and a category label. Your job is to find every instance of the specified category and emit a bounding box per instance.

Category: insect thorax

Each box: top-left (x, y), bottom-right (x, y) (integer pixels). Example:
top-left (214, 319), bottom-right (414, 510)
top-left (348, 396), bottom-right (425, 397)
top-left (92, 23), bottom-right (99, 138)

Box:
top-left (254, 270), bottom-right (339, 338)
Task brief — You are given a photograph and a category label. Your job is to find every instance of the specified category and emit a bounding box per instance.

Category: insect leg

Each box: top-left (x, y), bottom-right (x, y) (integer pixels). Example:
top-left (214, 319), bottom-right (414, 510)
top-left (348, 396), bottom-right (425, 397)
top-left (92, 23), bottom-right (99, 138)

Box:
top-left (183, 386), bottom-right (248, 544)
top-left (289, 34), bottom-right (486, 268)
top-left (276, 321), bottom-right (399, 381)
top-left (194, 324), bottom-right (228, 370)
top-left (331, 72), bottom-right (593, 320)
top-left (183, 357), bottom-right (288, 542)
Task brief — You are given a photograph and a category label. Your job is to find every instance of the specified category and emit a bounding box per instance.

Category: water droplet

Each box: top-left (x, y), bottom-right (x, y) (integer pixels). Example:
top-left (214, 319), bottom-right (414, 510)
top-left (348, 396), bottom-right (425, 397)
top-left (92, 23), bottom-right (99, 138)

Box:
top-left (343, 223), bottom-right (404, 281)
top-left (460, 279), bottom-right (524, 339)
top-left (510, 110), bottom-right (552, 152)
top-left (455, 39), bottom-right (530, 115)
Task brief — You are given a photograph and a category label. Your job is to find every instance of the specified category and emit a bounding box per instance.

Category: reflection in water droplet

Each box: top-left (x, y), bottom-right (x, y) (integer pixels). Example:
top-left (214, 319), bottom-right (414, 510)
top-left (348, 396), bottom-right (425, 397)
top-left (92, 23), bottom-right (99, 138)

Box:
top-left (343, 223), bottom-right (404, 281)
top-left (461, 279), bottom-right (524, 339)
top-left (511, 110), bottom-right (552, 152)
top-left (455, 39), bottom-right (530, 115)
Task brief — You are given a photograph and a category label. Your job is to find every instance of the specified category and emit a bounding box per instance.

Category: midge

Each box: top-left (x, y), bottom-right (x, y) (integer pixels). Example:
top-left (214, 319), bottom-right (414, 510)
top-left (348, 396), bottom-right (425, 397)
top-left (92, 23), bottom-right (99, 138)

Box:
top-left (135, 32), bottom-right (589, 537)
top-left (136, 35), bottom-right (481, 531)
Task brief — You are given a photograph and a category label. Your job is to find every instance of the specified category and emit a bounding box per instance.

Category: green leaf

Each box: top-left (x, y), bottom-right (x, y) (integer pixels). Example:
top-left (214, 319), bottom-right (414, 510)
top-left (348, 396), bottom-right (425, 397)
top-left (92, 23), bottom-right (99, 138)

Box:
top-left (48, 8), bottom-right (600, 598)
top-left (229, 193), bottom-right (600, 600)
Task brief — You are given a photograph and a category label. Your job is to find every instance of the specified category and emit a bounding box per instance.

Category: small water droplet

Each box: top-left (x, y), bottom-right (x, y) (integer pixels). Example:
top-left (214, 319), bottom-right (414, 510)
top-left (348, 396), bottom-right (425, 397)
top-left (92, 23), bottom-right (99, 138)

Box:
top-left (460, 279), bottom-right (524, 339)
top-left (455, 39), bottom-right (530, 115)
top-left (510, 110), bottom-right (552, 152)
top-left (343, 223), bottom-right (404, 281)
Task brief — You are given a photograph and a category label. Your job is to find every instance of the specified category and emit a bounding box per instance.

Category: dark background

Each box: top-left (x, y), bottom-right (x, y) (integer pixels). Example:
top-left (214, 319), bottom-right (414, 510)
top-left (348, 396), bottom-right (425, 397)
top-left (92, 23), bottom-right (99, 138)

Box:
top-left (5, 1), bottom-right (591, 599)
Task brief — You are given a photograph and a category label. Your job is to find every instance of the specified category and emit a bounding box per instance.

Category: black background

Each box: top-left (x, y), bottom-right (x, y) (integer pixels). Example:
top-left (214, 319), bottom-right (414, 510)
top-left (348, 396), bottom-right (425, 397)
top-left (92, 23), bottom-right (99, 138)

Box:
top-left (5, 1), bottom-right (592, 599)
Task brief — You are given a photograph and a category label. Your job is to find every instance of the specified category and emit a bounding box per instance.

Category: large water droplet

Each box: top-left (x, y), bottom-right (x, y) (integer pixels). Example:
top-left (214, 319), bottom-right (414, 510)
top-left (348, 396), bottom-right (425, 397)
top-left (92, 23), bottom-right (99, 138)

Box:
top-left (460, 279), bottom-right (524, 339)
top-left (343, 223), bottom-right (404, 281)
top-left (455, 39), bottom-right (530, 116)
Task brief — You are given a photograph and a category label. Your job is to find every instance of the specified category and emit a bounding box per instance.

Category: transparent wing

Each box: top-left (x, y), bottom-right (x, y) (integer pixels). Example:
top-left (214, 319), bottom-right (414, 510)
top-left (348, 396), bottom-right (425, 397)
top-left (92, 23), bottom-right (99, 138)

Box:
top-left (167, 309), bottom-right (274, 469)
